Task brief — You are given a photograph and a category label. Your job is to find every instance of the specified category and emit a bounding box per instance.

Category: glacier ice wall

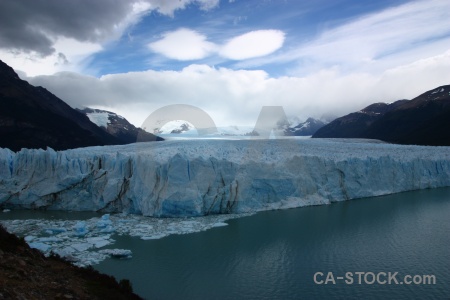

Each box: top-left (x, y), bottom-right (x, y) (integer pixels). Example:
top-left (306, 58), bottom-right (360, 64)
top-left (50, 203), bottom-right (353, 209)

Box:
top-left (0, 139), bottom-right (449, 217)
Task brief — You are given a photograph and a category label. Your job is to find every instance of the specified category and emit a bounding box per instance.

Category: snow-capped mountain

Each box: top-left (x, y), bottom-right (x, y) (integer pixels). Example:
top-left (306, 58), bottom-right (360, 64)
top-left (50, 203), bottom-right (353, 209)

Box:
top-left (155, 118), bottom-right (327, 138)
top-left (154, 120), bottom-right (195, 135)
top-left (77, 108), bottom-right (163, 143)
top-left (284, 118), bottom-right (327, 136)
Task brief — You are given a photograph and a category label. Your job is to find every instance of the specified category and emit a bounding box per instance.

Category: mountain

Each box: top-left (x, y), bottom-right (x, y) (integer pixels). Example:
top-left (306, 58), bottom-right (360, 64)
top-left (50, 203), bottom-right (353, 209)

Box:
top-left (154, 120), bottom-right (258, 136)
top-left (77, 108), bottom-right (163, 143)
top-left (313, 85), bottom-right (450, 145)
top-left (313, 100), bottom-right (408, 138)
top-left (0, 60), bottom-right (118, 151)
top-left (364, 86), bottom-right (450, 145)
top-left (284, 117), bottom-right (327, 136)
top-left (153, 117), bottom-right (327, 137)
top-left (0, 60), bottom-right (162, 151)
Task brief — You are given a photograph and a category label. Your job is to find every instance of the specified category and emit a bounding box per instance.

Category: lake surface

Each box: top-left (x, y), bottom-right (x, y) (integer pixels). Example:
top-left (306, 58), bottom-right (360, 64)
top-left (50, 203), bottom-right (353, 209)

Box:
top-left (88, 188), bottom-right (450, 299)
top-left (1, 188), bottom-right (449, 299)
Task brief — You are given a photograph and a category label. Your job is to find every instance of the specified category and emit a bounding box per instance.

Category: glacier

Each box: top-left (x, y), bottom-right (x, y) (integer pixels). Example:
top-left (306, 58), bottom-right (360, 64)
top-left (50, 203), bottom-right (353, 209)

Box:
top-left (1, 138), bottom-right (450, 217)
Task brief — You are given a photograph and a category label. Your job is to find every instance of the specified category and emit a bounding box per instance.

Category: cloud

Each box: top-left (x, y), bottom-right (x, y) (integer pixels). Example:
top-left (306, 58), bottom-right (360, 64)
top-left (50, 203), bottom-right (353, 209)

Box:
top-left (0, 37), bottom-right (103, 76)
top-left (25, 50), bottom-right (450, 128)
top-left (151, 0), bottom-right (219, 16)
top-left (196, 0), bottom-right (220, 11)
top-left (149, 29), bottom-right (285, 61)
top-left (220, 30), bottom-right (285, 60)
top-left (0, 0), bottom-right (220, 57)
top-left (300, 0), bottom-right (450, 65)
top-left (0, 0), bottom-right (221, 76)
top-left (5, 0), bottom-right (449, 131)
top-left (148, 28), bottom-right (217, 60)
top-left (0, 0), bottom-right (135, 56)
top-left (0, 0), bottom-right (219, 76)
top-left (236, 0), bottom-right (450, 73)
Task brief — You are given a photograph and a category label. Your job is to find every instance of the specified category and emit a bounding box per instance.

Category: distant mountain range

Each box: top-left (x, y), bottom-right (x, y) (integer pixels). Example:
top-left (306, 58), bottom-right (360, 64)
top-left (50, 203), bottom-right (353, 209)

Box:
top-left (155, 118), bottom-right (328, 137)
top-left (313, 85), bottom-right (450, 146)
top-left (3, 59), bottom-right (447, 148)
top-left (0, 59), bottom-right (161, 151)
top-left (154, 121), bottom-right (258, 136)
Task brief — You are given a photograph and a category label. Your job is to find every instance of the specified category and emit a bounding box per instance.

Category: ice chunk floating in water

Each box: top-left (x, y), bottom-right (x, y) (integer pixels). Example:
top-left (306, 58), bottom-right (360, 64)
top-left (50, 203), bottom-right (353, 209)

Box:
top-left (0, 139), bottom-right (450, 216)
top-left (73, 221), bottom-right (89, 236)
top-left (99, 249), bottom-right (132, 258)
top-left (0, 213), bottom-right (241, 267)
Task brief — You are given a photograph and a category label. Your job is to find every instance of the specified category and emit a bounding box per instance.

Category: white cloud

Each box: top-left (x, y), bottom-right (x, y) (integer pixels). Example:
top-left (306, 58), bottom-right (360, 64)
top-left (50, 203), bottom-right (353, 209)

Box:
top-left (26, 50), bottom-right (450, 128)
top-left (148, 28), bottom-right (217, 60)
top-left (220, 30), bottom-right (285, 60)
top-left (302, 0), bottom-right (450, 65)
top-left (236, 0), bottom-right (450, 73)
top-left (149, 29), bottom-right (286, 61)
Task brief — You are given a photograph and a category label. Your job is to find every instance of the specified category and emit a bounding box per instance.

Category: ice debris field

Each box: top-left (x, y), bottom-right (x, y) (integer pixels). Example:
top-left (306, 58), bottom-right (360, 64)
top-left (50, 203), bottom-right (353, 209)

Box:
top-left (0, 213), bottom-right (241, 267)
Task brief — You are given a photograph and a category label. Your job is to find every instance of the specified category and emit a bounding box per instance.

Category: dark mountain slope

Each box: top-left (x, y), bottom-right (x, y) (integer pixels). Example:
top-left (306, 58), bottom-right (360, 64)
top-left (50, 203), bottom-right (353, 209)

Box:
top-left (0, 60), bottom-right (123, 151)
top-left (313, 100), bottom-right (408, 138)
top-left (313, 85), bottom-right (450, 145)
top-left (365, 85), bottom-right (450, 145)
top-left (0, 60), bottom-right (162, 151)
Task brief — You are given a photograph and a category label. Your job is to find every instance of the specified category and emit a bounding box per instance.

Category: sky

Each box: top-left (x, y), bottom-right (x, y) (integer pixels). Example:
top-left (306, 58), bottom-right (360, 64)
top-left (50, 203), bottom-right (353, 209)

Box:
top-left (1, 0), bottom-right (449, 128)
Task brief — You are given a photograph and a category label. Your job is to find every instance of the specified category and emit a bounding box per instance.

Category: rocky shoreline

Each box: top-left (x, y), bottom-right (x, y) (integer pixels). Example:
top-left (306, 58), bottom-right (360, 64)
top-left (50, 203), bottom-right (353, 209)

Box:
top-left (0, 225), bottom-right (142, 300)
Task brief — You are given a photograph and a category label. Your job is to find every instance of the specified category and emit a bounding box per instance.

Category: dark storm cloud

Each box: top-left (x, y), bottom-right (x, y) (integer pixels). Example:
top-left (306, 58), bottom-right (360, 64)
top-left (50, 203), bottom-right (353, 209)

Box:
top-left (0, 0), bottom-right (135, 56)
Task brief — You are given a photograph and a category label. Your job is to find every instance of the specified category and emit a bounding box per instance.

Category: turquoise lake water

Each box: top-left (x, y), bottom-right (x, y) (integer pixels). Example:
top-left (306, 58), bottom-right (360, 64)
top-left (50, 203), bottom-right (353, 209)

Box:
top-left (89, 188), bottom-right (450, 299)
top-left (1, 188), bottom-right (449, 299)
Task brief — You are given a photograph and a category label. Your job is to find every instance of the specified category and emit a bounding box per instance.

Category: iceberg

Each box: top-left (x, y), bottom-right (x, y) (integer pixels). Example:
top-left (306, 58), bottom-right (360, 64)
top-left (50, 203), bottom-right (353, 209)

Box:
top-left (28, 242), bottom-right (51, 252)
top-left (0, 139), bottom-right (449, 217)
top-left (73, 221), bottom-right (88, 236)
top-left (99, 249), bottom-right (132, 258)
top-left (96, 214), bottom-right (112, 228)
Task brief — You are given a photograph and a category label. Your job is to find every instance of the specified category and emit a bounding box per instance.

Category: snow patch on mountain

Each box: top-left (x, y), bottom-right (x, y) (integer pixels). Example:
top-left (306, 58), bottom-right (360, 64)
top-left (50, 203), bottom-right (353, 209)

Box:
top-left (284, 118), bottom-right (327, 136)
top-left (79, 107), bottom-right (163, 143)
top-left (86, 112), bottom-right (110, 128)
